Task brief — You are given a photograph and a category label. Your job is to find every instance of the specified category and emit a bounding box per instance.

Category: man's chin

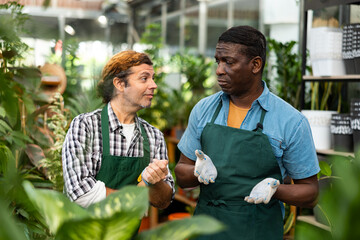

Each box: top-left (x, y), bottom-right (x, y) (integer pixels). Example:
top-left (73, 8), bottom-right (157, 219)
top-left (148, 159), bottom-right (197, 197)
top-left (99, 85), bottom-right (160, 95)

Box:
top-left (140, 103), bottom-right (152, 109)
top-left (221, 88), bottom-right (231, 95)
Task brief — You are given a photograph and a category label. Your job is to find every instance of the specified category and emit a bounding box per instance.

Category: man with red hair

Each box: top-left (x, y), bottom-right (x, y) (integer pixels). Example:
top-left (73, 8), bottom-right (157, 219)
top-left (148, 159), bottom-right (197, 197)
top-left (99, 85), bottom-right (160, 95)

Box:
top-left (62, 50), bottom-right (174, 209)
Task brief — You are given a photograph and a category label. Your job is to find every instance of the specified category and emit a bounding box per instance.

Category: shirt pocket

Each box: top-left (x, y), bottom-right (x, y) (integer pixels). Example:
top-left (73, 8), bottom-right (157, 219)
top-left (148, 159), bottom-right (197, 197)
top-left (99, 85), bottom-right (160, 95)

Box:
top-left (268, 137), bottom-right (284, 158)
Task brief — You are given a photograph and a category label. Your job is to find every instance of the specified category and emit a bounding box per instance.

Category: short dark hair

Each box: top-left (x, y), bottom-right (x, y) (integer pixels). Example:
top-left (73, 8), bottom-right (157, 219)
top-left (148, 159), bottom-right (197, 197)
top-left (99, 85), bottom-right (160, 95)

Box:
top-left (97, 50), bottom-right (153, 103)
top-left (218, 25), bottom-right (266, 73)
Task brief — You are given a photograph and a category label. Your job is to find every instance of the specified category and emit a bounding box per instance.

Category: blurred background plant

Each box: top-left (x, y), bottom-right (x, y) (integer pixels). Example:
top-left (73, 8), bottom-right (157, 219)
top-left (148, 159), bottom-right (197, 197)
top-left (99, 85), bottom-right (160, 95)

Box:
top-left (0, 2), bottom-right (69, 238)
top-left (265, 38), bottom-right (309, 110)
top-left (138, 23), bottom-right (215, 135)
top-left (169, 52), bottom-right (215, 130)
top-left (295, 151), bottom-right (360, 240)
top-left (309, 81), bottom-right (344, 112)
top-left (265, 38), bottom-right (345, 112)
top-left (0, 3), bottom-right (222, 239)
top-left (137, 23), bottom-right (170, 131)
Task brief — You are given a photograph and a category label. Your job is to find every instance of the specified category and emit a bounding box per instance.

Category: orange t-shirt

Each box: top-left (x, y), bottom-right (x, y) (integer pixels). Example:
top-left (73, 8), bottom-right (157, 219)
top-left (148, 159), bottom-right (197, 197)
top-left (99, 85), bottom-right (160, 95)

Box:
top-left (227, 100), bottom-right (250, 128)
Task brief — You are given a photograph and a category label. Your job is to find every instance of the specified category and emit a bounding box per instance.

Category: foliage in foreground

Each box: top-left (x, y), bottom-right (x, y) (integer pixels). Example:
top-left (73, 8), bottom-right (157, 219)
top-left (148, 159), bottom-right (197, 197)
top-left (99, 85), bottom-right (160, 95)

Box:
top-left (295, 152), bottom-right (360, 239)
top-left (21, 182), bottom-right (225, 240)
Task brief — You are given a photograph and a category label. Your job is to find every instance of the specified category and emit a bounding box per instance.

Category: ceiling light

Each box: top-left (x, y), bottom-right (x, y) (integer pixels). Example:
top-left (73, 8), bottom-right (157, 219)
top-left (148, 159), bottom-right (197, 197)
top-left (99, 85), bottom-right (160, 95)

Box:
top-left (64, 25), bottom-right (75, 35)
top-left (97, 15), bottom-right (108, 26)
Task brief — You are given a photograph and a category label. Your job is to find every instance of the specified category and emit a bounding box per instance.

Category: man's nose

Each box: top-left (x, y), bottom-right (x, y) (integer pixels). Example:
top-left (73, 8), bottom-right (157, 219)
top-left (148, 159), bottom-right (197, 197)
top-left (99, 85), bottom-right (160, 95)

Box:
top-left (216, 62), bottom-right (225, 75)
top-left (149, 79), bottom-right (157, 89)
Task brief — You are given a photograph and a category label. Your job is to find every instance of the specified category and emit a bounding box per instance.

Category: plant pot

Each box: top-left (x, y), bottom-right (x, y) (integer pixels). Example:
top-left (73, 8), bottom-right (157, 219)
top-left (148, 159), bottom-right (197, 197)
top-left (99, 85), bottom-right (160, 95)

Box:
top-left (351, 116), bottom-right (360, 155)
top-left (351, 99), bottom-right (360, 155)
top-left (310, 27), bottom-right (345, 76)
top-left (138, 216), bottom-right (150, 233)
top-left (168, 212), bottom-right (191, 221)
top-left (342, 24), bottom-right (356, 74)
top-left (302, 110), bottom-right (337, 150)
top-left (353, 24), bottom-right (360, 74)
top-left (331, 114), bottom-right (353, 152)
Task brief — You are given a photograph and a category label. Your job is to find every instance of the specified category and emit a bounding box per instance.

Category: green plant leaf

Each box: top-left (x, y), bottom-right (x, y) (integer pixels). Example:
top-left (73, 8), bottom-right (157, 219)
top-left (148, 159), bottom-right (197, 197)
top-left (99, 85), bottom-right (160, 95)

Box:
top-left (1, 89), bottom-right (19, 127)
top-left (55, 211), bottom-right (141, 240)
top-left (22, 181), bottom-right (90, 234)
top-left (295, 221), bottom-right (331, 240)
top-left (0, 106), bottom-right (5, 118)
top-left (87, 185), bottom-right (149, 219)
top-left (0, 198), bottom-right (27, 240)
top-left (0, 144), bottom-right (13, 174)
top-left (0, 119), bottom-right (12, 134)
top-left (318, 161), bottom-right (332, 178)
top-left (136, 215), bottom-right (225, 240)
top-left (5, 130), bottom-right (33, 147)
top-left (283, 211), bottom-right (295, 234)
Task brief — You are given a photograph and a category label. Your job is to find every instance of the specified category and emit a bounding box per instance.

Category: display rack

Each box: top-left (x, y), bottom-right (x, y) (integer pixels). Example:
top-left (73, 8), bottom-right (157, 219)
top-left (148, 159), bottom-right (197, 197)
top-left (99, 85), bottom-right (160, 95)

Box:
top-left (298, 0), bottom-right (360, 229)
top-left (300, 0), bottom-right (360, 110)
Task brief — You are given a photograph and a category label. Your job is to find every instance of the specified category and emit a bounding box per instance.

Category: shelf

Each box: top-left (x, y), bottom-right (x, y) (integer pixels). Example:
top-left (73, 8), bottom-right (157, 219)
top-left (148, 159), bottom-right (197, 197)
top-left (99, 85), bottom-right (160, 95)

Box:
top-left (305, 0), bottom-right (360, 11)
top-left (316, 149), bottom-right (354, 158)
top-left (303, 75), bottom-right (360, 81)
top-left (300, 0), bottom-right (360, 110)
top-left (297, 215), bottom-right (331, 232)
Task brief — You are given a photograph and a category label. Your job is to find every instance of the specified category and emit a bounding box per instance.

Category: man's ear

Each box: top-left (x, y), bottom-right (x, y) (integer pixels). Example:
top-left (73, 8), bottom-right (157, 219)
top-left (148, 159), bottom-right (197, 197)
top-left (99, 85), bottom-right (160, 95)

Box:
top-left (113, 77), bottom-right (125, 92)
top-left (251, 56), bottom-right (262, 74)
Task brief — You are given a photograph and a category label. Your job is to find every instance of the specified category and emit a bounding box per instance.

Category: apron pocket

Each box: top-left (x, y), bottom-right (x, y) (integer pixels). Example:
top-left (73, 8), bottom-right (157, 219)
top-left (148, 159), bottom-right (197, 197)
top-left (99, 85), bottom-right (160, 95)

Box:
top-left (211, 204), bottom-right (256, 240)
top-left (195, 201), bottom-right (256, 240)
top-left (254, 202), bottom-right (284, 240)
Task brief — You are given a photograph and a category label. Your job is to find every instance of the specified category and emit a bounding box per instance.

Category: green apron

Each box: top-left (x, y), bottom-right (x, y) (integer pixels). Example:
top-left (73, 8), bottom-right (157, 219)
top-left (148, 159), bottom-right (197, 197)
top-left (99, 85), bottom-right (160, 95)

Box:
top-left (194, 101), bottom-right (283, 240)
top-left (96, 104), bottom-right (150, 189)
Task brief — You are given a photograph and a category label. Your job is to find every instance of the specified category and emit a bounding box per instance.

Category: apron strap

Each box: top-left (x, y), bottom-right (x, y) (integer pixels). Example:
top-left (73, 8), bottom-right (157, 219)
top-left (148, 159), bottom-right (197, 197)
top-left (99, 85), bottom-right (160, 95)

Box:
top-left (253, 109), bottom-right (266, 133)
top-left (139, 123), bottom-right (150, 159)
top-left (101, 104), bottom-right (110, 156)
top-left (101, 103), bottom-right (150, 159)
top-left (211, 100), bottom-right (223, 124)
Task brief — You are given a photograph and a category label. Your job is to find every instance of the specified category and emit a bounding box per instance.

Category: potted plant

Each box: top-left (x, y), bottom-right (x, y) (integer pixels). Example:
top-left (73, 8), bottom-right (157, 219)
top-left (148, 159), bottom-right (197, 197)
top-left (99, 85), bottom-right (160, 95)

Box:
top-left (167, 52), bottom-right (215, 138)
top-left (266, 39), bottom-right (304, 110)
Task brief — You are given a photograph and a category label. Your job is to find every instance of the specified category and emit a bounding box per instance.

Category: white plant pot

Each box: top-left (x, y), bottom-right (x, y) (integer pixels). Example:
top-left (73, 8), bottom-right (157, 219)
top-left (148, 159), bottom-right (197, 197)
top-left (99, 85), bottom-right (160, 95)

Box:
top-left (301, 110), bottom-right (337, 150)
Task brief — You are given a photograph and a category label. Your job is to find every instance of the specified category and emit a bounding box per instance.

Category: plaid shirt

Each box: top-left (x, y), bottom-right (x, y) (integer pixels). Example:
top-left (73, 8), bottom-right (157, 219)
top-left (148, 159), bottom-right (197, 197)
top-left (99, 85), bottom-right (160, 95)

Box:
top-left (62, 104), bottom-right (174, 201)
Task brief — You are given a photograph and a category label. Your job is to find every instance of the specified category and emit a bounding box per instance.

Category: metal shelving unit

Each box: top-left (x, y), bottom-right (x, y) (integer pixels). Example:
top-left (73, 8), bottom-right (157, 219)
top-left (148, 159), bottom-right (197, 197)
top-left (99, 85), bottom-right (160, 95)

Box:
top-left (298, 0), bottom-right (360, 228)
top-left (300, 0), bottom-right (360, 110)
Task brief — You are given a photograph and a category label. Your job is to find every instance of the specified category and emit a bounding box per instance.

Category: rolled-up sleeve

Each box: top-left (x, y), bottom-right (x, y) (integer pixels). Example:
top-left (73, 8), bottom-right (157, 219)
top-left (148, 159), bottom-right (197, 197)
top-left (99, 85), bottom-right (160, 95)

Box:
top-left (283, 116), bottom-right (320, 180)
top-left (177, 105), bottom-right (202, 161)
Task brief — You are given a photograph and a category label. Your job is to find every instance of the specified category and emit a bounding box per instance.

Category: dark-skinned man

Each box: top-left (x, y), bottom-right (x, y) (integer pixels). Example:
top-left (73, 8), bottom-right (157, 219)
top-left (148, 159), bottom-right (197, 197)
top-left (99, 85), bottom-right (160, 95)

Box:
top-left (175, 26), bottom-right (319, 240)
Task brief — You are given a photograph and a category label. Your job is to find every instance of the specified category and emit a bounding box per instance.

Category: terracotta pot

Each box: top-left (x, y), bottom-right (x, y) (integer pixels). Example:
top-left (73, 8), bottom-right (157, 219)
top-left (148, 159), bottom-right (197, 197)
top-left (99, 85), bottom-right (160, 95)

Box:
top-left (168, 212), bottom-right (191, 221)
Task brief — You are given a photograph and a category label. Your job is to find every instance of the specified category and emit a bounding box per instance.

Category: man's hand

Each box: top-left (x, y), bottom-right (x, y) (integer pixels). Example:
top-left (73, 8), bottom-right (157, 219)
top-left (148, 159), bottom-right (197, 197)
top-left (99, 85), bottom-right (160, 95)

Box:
top-left (194, 150), bottom-right (217, 185)
top-left (244, 178), bottom-right (280, 204)
top-left (141, 159), bottom-right (169, 186)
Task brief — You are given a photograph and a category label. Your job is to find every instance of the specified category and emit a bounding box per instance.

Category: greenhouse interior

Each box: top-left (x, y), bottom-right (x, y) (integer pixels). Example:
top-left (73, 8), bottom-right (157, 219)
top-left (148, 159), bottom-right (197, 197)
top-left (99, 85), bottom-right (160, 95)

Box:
top-left (1, 0), bottom-right (360, 239)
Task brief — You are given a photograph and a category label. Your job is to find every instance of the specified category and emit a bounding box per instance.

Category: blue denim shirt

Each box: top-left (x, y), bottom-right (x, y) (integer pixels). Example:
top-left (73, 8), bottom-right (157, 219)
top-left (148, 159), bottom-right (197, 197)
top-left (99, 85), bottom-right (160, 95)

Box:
top-left (178, 81), bottom-right (320, 180)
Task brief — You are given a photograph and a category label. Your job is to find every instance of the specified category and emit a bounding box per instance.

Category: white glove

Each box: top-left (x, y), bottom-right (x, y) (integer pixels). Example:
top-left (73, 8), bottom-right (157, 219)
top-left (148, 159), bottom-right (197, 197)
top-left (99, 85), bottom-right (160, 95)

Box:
top-left (194, 150), bottom-right (217, 185)
top-left (244, 178), bottom-right (280, 204)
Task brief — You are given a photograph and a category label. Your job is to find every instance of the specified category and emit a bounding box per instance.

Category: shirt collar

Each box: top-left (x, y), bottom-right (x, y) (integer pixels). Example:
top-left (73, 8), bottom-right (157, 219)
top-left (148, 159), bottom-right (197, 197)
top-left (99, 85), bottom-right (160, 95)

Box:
top-left (220, 80), bottom-right (270, 112)
top-left (256, 80), bottom-right (270, 112)
top-left (107, 104), bottom-right (141, 133)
